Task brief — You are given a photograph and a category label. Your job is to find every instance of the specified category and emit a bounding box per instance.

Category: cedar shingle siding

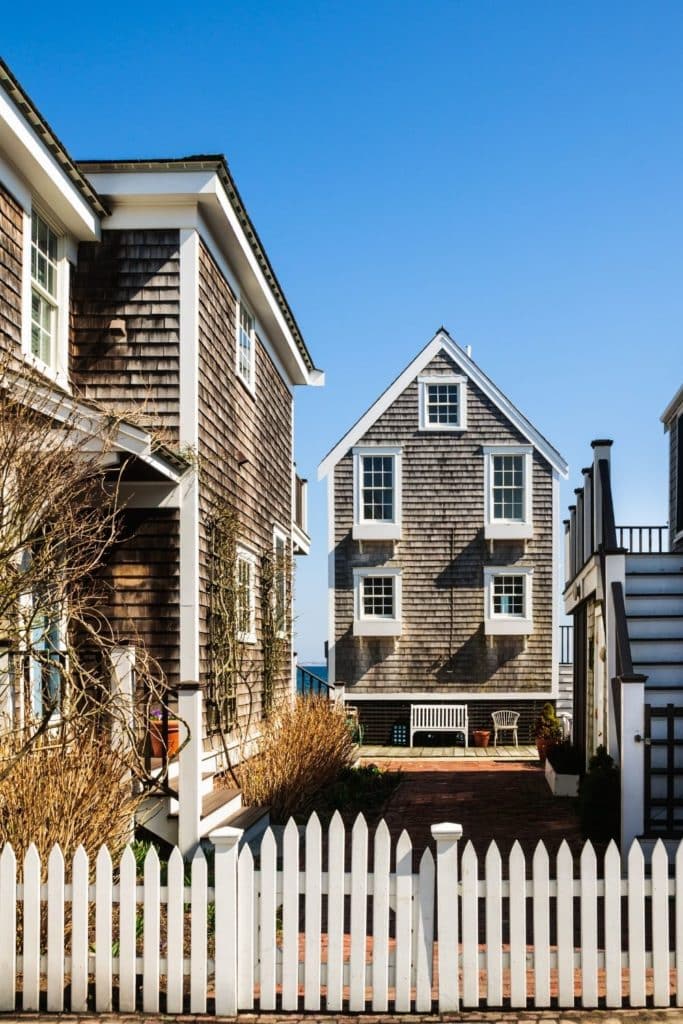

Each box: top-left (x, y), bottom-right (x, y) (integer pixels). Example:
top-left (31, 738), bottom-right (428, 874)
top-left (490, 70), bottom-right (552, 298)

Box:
top-left (197, 241), bottom-right (293, 728)
top-left (71, 230), bottom-right (180, 439)
top-left (334, 350), bottom-right (554, 696)
top-left (0, 184), bottom-right (23, 356)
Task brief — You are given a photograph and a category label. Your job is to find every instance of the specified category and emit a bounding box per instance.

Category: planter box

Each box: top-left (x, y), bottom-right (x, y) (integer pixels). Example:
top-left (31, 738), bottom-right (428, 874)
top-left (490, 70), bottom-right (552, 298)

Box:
top-left (544, 758), bottom-right (579, 797)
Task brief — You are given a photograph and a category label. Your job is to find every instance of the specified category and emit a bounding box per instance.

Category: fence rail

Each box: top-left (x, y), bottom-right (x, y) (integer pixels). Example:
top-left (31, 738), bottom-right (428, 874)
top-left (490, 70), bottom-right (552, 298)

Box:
top-left (3, 813), bottom-right (683, 1014)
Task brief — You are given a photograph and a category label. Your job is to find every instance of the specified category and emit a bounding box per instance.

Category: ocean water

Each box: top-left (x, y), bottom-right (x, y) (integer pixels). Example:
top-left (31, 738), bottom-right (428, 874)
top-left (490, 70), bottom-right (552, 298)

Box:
top-left (296, 663), bottom-right (328, 693)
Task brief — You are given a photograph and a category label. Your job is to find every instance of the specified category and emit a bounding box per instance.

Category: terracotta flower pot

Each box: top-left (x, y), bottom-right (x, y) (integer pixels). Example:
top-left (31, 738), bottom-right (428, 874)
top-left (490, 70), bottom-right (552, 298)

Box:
top-left (150, 718), bottom-right (180, 759)
top-left (473, 729), bottom-right (491, 748)
top-left (536, 736), bottom-right (556, 764)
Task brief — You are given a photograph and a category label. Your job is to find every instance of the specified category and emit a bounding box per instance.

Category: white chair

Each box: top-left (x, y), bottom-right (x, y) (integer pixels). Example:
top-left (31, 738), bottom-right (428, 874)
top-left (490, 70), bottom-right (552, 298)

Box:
top-left (491, 709), bottom-right (519, 747)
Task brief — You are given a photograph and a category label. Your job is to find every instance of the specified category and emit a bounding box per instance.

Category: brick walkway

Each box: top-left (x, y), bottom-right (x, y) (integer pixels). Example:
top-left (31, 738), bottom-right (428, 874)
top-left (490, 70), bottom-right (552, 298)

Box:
top-left (361, 755), bottom-right (586, 862)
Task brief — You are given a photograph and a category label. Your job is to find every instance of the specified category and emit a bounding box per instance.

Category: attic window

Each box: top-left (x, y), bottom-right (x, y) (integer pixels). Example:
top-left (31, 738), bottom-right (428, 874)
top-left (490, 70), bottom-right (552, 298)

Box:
top-left (418, 375), bottom-right (467, 431)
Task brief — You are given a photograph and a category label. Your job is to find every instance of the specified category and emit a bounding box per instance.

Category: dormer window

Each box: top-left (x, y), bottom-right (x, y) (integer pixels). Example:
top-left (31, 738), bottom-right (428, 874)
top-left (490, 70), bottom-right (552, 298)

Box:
top-left (483, 445), bottom-right (533, 540)
top-left (419, 374), bottom-right (467, 431)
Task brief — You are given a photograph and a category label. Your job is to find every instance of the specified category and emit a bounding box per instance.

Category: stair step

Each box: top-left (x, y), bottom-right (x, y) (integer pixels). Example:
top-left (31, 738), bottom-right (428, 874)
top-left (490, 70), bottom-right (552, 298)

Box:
top-left (626, 553), bottom-right (683, 574)
top-left (168, 786), bottom-right (242, 822)
top-left (628, 618), bottom-right (683, 640)
top-left (638, 663), bottom-right (683, 686)
top-left (627, 593), bottom-right (683, 616)
top-left (631, 640), bottom-right (683, 662)
top-left (626, 572), bottom-right (683, 595)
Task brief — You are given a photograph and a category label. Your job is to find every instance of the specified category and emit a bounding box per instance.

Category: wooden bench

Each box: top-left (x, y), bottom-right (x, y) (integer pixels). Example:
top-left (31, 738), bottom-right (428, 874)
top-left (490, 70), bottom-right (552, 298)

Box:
top-left (409, 703), bottom-right (468, 748)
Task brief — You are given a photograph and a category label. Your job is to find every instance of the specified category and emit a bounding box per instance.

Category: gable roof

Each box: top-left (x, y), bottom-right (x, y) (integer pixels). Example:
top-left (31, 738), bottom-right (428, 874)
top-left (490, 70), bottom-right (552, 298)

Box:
top-left (318, 328), bottom-right (568, 479)
top-left (661, 383), bottom-right (683, 429)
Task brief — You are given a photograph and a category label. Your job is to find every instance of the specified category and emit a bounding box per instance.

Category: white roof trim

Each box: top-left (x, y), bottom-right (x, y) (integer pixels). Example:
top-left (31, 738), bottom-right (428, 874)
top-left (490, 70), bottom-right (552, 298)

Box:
top-left (318, 330), bottom-right (568, 479)
top-left (661, 384), bottom-right (683, 429)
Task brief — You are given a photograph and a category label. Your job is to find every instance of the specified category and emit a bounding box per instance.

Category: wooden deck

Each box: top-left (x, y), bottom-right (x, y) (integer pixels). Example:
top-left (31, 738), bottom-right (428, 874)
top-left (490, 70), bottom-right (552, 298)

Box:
top-left (358, 742), bottom-right (538, 759)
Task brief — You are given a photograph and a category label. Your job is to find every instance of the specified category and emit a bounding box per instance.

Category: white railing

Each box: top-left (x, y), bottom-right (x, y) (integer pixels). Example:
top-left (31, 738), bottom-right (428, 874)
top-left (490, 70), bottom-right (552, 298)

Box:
top-left (2, 813), bottom-right (683, 1013)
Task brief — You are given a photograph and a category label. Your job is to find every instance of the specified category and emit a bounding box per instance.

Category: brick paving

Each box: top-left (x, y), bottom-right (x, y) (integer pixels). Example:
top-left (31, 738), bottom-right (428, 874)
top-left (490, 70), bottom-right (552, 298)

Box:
top-left (360, 753), bottom-right (587, 863)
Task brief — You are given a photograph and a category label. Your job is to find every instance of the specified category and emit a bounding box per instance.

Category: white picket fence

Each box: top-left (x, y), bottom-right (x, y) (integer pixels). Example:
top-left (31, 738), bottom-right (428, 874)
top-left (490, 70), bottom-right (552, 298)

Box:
top-left (1, 812), bottom-right (682, 1013)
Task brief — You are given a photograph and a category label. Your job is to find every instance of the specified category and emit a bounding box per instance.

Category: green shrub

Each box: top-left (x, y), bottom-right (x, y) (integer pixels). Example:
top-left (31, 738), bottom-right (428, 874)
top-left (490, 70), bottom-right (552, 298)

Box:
top-left (578, 745), bottom-right (620, 842)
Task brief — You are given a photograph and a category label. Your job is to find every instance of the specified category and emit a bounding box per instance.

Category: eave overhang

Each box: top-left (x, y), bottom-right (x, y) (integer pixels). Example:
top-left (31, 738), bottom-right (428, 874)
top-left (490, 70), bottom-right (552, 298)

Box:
top-left (661, 383), bottom-right (683, 430)
top-left (78, 158), bottom-right (324, 388)
top-left (0, 59), bottom-right (104, 240)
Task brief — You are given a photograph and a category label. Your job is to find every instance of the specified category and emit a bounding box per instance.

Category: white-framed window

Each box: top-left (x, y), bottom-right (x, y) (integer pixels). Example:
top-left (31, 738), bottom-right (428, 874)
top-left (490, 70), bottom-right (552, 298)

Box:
top-left (483, 566), bottom-right (533, 635)
top-left (353, 567), bottom-right (402, 636)
top-left (352, 446), bottom-right (402, 540)
top-left (236, 546), bottom-right (258, 644)
top-left (418, 374), bottom-right (467, 431)
top-left (236, 298), bottom-right (256, 392)
top-left (272, 526), bottom-right (288, 639)
top-left (23, 207), bottom-right (69, 383)
top-left (483, 444), bottom-right (534, 539)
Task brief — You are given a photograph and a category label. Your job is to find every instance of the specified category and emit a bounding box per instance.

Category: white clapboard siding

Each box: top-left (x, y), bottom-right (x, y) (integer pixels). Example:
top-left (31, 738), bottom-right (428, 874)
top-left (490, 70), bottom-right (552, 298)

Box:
top-left (372, 818), bottom-right (391, 1012)
top-left (350, 814), bottom-right (369, 1011)
top-left (3, 819), bottom-right (683, 1015)
top-left (281, 817), bottom-right (300, 1012)
top-left (461, 840), bottom-right (479, 1007)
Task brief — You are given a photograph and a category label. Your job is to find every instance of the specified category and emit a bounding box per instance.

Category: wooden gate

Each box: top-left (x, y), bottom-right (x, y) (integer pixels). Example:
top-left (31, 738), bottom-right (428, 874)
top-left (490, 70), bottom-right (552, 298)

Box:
top-left (644, 703), bottom-right (683, 835)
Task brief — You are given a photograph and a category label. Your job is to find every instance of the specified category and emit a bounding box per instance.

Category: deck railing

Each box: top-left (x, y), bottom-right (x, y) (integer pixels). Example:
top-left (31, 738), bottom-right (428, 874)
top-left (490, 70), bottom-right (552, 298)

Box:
top-left (616, 524), bottom-right (669, 553)
top-left (297, 664), bottom-right (334, 699)
top-left (559, 624), bottom-right (573, 664)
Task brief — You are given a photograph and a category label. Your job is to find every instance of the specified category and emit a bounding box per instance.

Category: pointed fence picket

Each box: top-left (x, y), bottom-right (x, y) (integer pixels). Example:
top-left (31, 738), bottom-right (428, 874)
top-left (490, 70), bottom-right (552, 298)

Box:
top-left (3, 815), bottom-right (683, 1014)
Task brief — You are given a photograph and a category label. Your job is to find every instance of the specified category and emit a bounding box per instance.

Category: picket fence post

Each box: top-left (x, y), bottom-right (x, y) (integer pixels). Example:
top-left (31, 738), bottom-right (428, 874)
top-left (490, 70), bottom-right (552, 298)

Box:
top-left (211, 825), bottom-right (243, 1016)
top-left (431, 822), bottom-right (463, 1012)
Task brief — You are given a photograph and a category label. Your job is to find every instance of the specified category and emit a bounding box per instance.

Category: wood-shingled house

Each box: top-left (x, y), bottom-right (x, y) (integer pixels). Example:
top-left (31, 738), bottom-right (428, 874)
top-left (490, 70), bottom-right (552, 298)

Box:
top-left (318, 329), bottom-right (567, 745)
top-left (0, 59), bottom-right (322, 852)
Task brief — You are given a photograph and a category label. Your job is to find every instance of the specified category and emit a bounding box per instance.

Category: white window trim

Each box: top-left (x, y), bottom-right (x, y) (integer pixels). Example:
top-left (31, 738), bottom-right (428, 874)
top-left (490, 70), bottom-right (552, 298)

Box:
top-left (235, 295), bottom-right (256, 397)
top-left (418, 374), bottom-right (467, 431)
top-left (483, 566), bottom-right (533, 635)
top-left (272, 525), bottom-right (289, 640)
top-left (353, 567), bottom-right (402, 637)
top-left (236, 545), bottom-right (258, 644)
top-left (21, 204), bottom-right (70, 390)
top-left (483, 444), bottom-right (534, 539)
top-left (352, 445), bottom-right (402, 541)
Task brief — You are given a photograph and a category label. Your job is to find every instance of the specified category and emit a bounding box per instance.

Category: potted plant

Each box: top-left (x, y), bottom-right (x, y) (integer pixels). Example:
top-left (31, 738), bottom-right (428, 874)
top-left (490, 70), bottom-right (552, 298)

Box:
top-left (545, 740), bottom-right (582, 796)
top-left (149, 709), bottom-right (181, 759)
top-left (534, 703), bottom-right (562, 763)
top-left (472, 728), bottom-right (491, 748)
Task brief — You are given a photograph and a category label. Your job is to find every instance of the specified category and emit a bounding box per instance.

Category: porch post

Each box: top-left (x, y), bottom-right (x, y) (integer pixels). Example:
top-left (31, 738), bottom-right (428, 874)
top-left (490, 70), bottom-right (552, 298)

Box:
top-left (620, 676), bottom-right (646, 858)
top-left (604, 552), bottom-right (626, 757)
top-left (110, 645), bottom-right (135, 756)
top-left (431, 822), bottom-right (463, 1011)
top-left (178, 681), bottom-right (202, 857)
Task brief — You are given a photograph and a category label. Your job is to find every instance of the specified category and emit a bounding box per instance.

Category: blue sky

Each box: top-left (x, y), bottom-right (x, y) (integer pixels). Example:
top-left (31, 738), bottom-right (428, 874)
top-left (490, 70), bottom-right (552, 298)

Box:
top-left (5, 1), bottom-right (682, 660)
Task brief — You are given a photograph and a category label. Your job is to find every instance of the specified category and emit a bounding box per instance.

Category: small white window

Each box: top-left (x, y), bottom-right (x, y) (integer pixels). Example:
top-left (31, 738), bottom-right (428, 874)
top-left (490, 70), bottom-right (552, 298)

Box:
top-left (352, 446), bottom-right (402, 540)
top-left (483, 445), bottom-right (533, 539)
top-left (236, 546), bottom-right (257, 644)
top-left (484, 567), bottom-right (533, 635)
top-left (419, 375), bottom-right (467, 431)
top-left (236, 299), bottom-right (255, 391)
top-left (353, 567), bottom-right (402, 636)
top-left (273, 526), bottom-right (288, 638)
top-left (24, 208), bottom-right (68, 382)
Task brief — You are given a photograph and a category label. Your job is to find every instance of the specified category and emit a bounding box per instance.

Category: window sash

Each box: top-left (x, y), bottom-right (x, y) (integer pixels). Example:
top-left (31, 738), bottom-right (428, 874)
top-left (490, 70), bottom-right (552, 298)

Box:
top-left (492, 454), bottom-right (525, 521)
top-left (361, 576), bottom-right (395, 618)
top-left (238, 304), bottom-right (254, 385)
top-left (361, 455), bottom-right (394, 522)
top-left (236, 556), bottom-right (254, 639)
top-left (274, 533), bottom-right (287, 634)
top-left (426, 383), bottom-right (459, 425)
top-left (492, 575), bottom-right (525, 617)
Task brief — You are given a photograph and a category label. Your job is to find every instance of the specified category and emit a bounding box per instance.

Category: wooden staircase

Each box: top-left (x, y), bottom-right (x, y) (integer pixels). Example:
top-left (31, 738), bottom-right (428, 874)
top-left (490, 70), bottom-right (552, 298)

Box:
top-left (625, 552), bottom-right (683, 701)
top-left (138, 750), bottom-right (269, 848)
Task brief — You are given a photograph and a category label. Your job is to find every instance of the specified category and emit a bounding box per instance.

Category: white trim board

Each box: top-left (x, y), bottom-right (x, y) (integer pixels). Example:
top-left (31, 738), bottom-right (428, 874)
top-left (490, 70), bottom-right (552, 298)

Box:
top-left (343, 691), bottom-right (555, 702)
top-left (318, 329), bottom-right (568, 480)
